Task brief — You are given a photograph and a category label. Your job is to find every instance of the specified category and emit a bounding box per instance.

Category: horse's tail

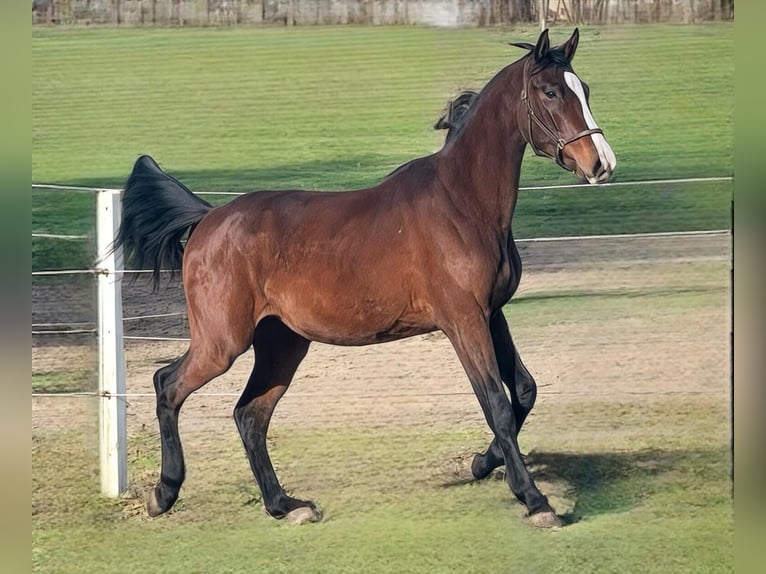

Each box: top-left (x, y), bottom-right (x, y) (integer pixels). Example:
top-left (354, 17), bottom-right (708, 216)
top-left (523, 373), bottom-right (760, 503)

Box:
top-left (115, 155), bottom-right (213, 291)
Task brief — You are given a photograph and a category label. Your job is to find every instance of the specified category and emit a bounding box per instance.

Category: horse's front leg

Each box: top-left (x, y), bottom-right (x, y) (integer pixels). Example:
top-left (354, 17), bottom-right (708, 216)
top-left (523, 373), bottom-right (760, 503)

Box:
top-left (472, 310), bottom-right (538, 480)
top-left (441, 309), bottom-right (561, 527)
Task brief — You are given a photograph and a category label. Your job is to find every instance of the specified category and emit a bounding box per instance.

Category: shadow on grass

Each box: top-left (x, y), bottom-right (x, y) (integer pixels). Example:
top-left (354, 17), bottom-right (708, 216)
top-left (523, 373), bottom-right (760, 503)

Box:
top-left (525, 449), bottom-right (684, 524)
top-left (443, 447), bottom-right (727, 525)
top-left (513, 286), bottom-right (726, 305)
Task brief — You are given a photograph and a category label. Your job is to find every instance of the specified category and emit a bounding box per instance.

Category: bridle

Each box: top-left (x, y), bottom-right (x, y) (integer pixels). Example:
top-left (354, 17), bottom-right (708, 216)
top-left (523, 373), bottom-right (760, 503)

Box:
top-left (520, 63), bottom-right (603, 171)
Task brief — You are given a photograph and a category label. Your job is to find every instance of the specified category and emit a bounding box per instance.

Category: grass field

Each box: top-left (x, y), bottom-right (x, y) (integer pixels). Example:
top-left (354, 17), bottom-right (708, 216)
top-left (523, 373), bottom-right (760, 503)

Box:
top-left (31, 24), bottom-right (733, 270)
top-left (32, 23), bottom-right (733, 574)
top-left (33, 411), bottom-right (731, 574)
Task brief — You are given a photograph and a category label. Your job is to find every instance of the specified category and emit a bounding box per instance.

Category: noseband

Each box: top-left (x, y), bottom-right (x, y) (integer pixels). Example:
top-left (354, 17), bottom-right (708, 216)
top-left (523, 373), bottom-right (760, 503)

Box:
top-left (520, 65), bottom-right (603, 171)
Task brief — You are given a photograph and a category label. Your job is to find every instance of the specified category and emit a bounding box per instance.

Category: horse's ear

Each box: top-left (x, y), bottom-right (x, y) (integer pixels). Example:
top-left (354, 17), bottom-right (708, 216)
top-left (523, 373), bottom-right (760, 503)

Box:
top-left (561, 28), bottom-right (579, 63)
top-left (509, 41), bottom-right (535, 52)
top-left (533, 29), bottom-right (550, 62)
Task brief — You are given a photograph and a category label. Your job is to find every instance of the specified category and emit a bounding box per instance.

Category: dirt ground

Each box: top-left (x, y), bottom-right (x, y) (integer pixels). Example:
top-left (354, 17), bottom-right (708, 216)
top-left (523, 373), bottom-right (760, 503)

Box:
top-left (32, 233), bottom-right (731, 440)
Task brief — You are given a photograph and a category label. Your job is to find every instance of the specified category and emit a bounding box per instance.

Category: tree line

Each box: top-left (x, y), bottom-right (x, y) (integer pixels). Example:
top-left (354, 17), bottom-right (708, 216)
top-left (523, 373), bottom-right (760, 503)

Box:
top-left (32, 0), bottom-right (734, 27)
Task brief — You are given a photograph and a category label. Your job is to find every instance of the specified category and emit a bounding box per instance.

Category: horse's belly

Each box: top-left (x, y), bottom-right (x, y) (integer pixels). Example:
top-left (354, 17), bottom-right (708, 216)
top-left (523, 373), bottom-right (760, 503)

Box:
top-left (303, 321), bottom-right (437, 346)
top-left (271, 288), bottom-right (434, 346)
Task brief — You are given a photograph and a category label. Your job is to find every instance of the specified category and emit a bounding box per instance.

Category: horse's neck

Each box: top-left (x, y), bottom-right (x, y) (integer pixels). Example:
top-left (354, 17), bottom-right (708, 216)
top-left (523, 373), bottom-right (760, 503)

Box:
top-left (438, 66), bottom-right (526, 235)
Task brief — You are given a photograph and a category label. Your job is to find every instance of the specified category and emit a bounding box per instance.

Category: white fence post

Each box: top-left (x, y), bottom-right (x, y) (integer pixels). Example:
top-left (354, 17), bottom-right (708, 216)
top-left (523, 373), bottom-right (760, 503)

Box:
top-left (96, 189), bottom-right (127, 497)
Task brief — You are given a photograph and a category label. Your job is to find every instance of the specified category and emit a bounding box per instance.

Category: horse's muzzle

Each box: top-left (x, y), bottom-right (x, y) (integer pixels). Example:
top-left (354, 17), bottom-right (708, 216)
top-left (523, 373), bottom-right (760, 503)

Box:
top-left (585, 133), bottom-right (617, 184)
top-left (582, 157), bottom-right (614, 185)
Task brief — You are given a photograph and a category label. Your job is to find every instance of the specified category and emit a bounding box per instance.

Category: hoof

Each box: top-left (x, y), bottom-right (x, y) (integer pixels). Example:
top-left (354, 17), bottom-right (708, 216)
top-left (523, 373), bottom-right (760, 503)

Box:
top-left (145, 483), bottom-right (177, 517)
top-left (471, 453), bottom-right (493, 480)
top-left (525, 510), bottom-right (564, 529)
top-left (284, 506), bottom-right (322, 525)
top-left (145, 490), bottom-right (165, 517)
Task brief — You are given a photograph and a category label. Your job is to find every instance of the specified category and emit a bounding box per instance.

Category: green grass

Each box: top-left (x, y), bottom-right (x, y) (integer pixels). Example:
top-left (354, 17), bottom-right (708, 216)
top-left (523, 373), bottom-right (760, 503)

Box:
top-left (32, 401), bottom-right (732, 574)
top-left (514, 179), bottom-right (731, 238)
top-left (32, 24), bottom-right (733, 270)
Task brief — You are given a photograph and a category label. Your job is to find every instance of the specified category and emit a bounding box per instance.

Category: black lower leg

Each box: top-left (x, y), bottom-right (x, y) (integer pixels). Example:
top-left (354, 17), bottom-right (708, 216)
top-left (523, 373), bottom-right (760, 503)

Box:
top-left (150, 403), bottom-right (184, 514)
top-left (234, 405), bottom-right (315, 518)
top-left (234, 319), bottom-right (313, 519)
top-left (472, 313), bottom-right (538, 480)
top-left (471, 438), bottom-right (504, 480)
top-left (147, 357), bottom-right (186, 516)
top-left (484, 388), bottom-right (552, 516)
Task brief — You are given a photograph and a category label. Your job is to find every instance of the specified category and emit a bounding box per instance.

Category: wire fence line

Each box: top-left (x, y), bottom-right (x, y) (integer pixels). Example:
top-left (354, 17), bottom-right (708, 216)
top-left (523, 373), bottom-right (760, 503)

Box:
top-left (31, 227), bottom-right (730, 331)
top-left (34, 227), bottom-right (732, 277)
top-left (31, 175), bottom-right (733, 196)
top-left (517, 228), bottom-right (729, 243)
top-left (32, 183), bottom-right (120, 193)
top-left (32, 312), bottom-right (187, 328)
top-left (32, 328), bottom-right (96, 336)
top-left (32, 175), bottom-right (732, 333)
top-left (32, 176), bottom-right (731, 405)
top-left (32, 232), bottom-right (91, 240)
top-left (30, 387), bottom-right (708, 400)
top-left (123, 312), bottom-right (185, 321)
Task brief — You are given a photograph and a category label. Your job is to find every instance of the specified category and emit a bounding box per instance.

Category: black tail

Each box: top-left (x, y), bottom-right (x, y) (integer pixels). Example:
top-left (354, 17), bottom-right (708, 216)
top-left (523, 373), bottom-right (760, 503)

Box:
top-left (115, 155), bottom-right (212, 291)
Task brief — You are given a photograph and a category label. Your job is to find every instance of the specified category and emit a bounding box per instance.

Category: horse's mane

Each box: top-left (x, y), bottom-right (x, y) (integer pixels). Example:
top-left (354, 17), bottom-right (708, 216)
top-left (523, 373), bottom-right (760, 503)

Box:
top-left (435, 39), bottom-right (574, 144)
top-left (385, 89), bottom-right (478, 178)
top-left (433, 90), bottom-right (479, 143)
top-left (388, 36), bottom-right (574, 178)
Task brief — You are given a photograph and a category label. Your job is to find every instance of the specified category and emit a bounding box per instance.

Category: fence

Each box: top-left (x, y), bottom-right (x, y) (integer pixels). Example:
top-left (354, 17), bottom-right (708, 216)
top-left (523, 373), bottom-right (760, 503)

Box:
top-left (32, 0), bottom-right (734, 27)
top-left (31, 176), bottom-right (732, 496)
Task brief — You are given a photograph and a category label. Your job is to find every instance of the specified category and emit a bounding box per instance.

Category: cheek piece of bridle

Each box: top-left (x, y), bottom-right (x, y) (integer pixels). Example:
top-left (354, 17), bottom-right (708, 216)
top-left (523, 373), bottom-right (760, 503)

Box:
top-left (520, 65), bottom-right (604, 172)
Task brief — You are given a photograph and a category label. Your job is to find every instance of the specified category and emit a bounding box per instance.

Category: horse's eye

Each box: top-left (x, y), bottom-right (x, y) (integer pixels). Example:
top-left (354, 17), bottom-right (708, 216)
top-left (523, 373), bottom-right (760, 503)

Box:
top-left (545, 90), bottom-right (556, 99)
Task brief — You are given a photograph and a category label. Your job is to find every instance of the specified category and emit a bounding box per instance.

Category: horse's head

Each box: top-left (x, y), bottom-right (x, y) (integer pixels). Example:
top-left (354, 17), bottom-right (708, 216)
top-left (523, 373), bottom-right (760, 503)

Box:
top-left (512, 28), bottom-right (616, 184)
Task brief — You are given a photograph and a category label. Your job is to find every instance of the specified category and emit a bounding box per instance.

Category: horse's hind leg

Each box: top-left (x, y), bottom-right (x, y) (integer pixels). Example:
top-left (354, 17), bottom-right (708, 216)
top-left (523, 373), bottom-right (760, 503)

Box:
top-left (233, 317), bottom-right (316, 523)
top-left (471, 310), bottom-right (538, 480)
top-left (147, 340), bottom-right (248, 517)
top-left (146, 354), bottom-right (186, 516)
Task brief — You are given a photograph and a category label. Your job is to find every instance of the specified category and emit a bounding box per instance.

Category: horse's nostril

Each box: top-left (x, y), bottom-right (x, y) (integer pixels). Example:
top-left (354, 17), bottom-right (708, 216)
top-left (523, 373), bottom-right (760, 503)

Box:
top-left (593, 158), bottom-right (603, 176)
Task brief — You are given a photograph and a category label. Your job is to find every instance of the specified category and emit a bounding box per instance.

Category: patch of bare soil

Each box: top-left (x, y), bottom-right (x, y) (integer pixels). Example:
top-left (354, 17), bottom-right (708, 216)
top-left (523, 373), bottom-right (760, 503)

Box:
top-left (32, 233), bottom-right (731, 441)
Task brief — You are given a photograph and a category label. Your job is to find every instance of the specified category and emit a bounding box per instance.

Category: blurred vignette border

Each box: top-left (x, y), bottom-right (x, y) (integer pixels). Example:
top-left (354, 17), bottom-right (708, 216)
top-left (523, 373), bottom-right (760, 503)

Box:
top-left (0, 1), bottom-right (30, 571)
top-left (734, 5), bottom-right (765, 573)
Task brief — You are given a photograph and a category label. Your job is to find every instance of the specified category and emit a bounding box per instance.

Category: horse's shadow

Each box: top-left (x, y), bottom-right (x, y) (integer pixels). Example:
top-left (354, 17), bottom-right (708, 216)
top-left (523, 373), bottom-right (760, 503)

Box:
top-left (442, 447), bottom-right (718, 524)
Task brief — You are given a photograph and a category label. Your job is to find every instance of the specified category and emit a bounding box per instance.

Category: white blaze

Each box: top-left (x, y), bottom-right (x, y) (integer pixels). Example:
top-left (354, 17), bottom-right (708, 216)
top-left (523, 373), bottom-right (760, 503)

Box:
top-left (563, 71), bottom-right (617, 180)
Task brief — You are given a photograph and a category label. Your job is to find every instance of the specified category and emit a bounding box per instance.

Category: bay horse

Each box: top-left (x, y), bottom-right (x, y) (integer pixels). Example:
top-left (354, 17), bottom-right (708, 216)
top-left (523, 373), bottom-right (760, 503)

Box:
top-left (116, 28), bottom-right (616, 528)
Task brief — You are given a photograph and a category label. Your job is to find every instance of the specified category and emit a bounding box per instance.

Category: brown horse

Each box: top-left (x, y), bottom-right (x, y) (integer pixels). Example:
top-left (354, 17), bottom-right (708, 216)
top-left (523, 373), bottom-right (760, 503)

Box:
top-left (116, 28), bottom-right (616, 528)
